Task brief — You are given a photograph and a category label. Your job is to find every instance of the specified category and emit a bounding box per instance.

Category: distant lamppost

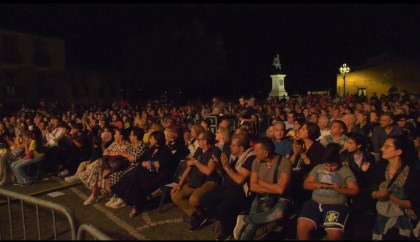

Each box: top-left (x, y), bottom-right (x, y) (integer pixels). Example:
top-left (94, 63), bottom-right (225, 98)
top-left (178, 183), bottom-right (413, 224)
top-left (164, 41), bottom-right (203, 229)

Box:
top-left (339, 63), bottom-right (350, 96)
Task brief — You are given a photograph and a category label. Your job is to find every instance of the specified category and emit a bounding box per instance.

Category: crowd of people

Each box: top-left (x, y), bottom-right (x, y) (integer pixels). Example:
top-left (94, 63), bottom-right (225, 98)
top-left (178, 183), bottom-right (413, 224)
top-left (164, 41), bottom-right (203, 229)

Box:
top-left (0, 89), bottom-right (419, 240)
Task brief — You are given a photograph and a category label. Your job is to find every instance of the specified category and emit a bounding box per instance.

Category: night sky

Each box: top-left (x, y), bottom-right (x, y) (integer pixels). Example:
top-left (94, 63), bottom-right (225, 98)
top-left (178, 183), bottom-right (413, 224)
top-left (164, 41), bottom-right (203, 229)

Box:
top-left (1, 4), bottom-right (419, 99)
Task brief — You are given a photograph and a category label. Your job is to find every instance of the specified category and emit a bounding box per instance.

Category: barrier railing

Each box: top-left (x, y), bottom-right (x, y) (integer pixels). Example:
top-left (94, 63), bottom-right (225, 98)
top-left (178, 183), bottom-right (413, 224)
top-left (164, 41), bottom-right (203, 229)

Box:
top-left (77, 223), bottom-right (112, 240)
top-left (0, 188), bottom-right (77, 240)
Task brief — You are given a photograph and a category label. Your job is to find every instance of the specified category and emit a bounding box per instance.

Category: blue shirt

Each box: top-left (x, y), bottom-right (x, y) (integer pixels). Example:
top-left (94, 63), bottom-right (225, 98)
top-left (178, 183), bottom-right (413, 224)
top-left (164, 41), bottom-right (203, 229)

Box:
top-left (273, 138), bottom-right (292, 157)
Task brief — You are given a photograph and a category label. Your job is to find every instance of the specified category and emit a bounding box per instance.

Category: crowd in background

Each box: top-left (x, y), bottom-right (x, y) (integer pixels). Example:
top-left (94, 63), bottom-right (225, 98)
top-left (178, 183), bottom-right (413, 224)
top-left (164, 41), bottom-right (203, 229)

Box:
top-left (0, 89), bottom-right (419, 240)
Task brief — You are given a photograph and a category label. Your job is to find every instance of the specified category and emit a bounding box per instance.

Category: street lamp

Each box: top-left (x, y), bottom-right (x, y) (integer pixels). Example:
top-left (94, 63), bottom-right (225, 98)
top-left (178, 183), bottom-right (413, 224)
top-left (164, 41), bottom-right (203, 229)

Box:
top-left (339, 63), bottom-right (350, 97)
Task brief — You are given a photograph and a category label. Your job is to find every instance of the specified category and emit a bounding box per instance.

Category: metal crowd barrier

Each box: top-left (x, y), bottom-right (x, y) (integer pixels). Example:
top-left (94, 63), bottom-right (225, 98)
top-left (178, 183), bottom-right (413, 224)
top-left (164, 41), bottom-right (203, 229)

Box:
top-left (0, 188), bottom-right (111, 240)
top-left (77, 223), bottom-right (112, 240)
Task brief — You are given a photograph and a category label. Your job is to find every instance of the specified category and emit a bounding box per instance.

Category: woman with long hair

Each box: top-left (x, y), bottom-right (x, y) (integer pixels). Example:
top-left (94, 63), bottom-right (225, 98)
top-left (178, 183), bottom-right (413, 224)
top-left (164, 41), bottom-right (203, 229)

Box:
top-left (10, 126), bottom-right (45, 185)
top-left (290, 122), bottom-right (326, 210)
top-left (111, 130), bottom-right (173, 218)
top-left (371, 135), bottom-right (419, 240)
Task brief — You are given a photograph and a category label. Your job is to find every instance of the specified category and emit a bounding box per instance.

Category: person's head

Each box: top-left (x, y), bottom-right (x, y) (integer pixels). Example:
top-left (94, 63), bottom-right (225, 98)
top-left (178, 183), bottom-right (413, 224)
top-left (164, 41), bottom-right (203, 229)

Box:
top-left (218, 119), bottom-right (230, 129)
top-left (310, 112), bottom-right (320, 123)
top-left (298, 122), bottom-right (321, 141)
top-left (330, 120), bottom-right (347, 136)
top-left (149, 123), bottom-right (164, 133)
top-left (92, 135), bottom-right (102, 147)
top-left (287, 111), bottom-right (296, 123)
top-left (113, 128), bottom-right (127, 142)
top-left (380, 112), bottom-right (395, 129)
top-left (254, 137), bottom-right (276, 161)
top-left (342, 113), bottom-right (356, 130)
top-left (200, 119), bottom-right (210, 131)
top-left (317, 115), bottom-right (330, 130)
top-left (164, 118), bottom-right (175, 129)
top-left (347, 132), bottom-right (367, 153)
top-left (71, 123), bottom-right (83, 135)
top-left (130, 127), bottom-right (145, 143)
top-left (370, 110), bottom-right (379, 123)
top-left (381, 135), bottom-right (417, 166)
top-left (190, 124), bottom-right (204, 139)
top-left (322, 143), bottom-right (342, 172)
top-left (149, 130), bottom-right (166, 148)
top-left (273, 121), bottom-right (286, 141)
top-left (239, 97), bottom-right (246, 106)
top-left (216, 127), bottom-right (230, 144)
top-left (266, 125), bottom-right (274, 139)
top-left (395, 114), bottom-right (408, 129)
top-left (197, 130), bottom-right (216, 149)
top-left (230, 133), bottom-right (251, 156)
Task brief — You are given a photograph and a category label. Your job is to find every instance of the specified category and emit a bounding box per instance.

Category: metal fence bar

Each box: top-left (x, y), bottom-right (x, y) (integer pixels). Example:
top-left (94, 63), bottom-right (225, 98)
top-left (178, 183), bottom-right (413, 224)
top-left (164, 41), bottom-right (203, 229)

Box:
top-left (36, 205), bottom-right (41, 240)
top-left (7, 196), bottom-right (14, 240)
top-left (52, 209), bottom-right (57, 240)
top-left (20, 200), bottom-right (27, 240)
top-left (0, 188), bottom-right (78, 240)
top-left (77, 223), bottom-right (112, 240)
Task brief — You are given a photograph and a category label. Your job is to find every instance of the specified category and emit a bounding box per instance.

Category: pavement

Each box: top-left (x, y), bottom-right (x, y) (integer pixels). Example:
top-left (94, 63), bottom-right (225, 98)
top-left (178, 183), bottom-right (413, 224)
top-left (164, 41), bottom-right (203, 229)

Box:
top-left (0, 177), bottom-right (296, 240)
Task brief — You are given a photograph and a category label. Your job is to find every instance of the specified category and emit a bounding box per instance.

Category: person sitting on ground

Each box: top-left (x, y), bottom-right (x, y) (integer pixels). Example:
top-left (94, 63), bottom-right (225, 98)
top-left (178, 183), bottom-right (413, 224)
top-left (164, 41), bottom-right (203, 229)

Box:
top-left (296, 143), bottom-right (359, 240)
top-left (233, 137), bottom-right (292, 240)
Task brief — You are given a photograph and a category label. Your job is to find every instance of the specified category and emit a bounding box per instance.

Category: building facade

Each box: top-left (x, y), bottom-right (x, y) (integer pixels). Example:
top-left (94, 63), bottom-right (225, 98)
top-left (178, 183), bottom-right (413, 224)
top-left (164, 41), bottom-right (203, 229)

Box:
top-left (0, 28), bottom-right (121, 108)
top-left (336, 54), bottom-right (420, 97)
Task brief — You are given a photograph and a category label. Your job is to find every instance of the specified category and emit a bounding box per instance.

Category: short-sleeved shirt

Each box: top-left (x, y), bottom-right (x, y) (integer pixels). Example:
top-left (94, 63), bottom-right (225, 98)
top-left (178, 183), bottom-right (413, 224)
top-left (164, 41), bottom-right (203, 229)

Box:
top-left (223, 155), bottom-right (255, 187)
top-left (310, 164), bottom-right (356, 205)
top-left (252, 156), bottom-right (292, 199)
top-left (188, 146), bottom-right (221, 188)
top-left (273, 138), bottom-right (292, 157)
top-left (29, 140), bottom-right (45, 159)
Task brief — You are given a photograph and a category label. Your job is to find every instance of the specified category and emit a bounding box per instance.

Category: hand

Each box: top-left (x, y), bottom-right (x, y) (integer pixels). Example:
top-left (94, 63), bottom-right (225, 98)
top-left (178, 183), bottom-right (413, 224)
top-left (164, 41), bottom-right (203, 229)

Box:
top-left (171, 184), bottom-right (181, 195)
top-left (292, 141), bottom-right (304, 154)
top-left (187, 158), bottom-right (196, 167)
top-left (220, 153), bottom-right (229, 168)
top-left (142, 161), bottom-right (152, 170)
top-left (361, 161), bottom-right (370, 172)
top-left (374, 188), bottom-right (390, 199)
top-left (208, 159), bottom-right (216, 168)
top-left (328, 183), bottom-right (340, 191)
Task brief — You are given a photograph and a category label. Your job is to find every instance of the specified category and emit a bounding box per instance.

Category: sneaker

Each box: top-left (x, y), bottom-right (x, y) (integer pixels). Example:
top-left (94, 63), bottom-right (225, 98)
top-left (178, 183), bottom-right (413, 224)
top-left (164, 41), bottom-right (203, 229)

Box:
top-left (109, 198), bottom-right (126, 209)
top-left (64, 175), bottom-right (79, 183)
top-left (58, 169), bottom-right (69, 177)
top-left (233, 215), bottom-right (247, 240)
top-left (189, 213), bottom-right (208, 232)
top-left (83, 194), bottom-right (98, 206)
top-left (105, 196), bottom-right (117, 207)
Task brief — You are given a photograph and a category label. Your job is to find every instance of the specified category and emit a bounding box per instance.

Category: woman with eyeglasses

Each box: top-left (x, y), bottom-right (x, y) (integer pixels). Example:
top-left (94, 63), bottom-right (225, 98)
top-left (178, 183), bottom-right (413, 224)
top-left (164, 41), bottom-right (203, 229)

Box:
top-left (371, 135), bottom-right (419, 240)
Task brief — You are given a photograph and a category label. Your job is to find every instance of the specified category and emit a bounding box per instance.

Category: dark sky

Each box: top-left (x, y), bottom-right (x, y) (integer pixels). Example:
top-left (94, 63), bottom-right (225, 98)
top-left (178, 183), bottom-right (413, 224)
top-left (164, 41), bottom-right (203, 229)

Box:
top-left (1, 4), bottom-right (419, 97)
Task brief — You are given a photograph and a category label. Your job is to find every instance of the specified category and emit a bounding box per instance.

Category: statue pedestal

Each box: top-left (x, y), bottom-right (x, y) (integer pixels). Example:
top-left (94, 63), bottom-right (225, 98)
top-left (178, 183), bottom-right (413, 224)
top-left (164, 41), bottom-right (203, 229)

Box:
top-left (269, 74), bottom-right (288, 97)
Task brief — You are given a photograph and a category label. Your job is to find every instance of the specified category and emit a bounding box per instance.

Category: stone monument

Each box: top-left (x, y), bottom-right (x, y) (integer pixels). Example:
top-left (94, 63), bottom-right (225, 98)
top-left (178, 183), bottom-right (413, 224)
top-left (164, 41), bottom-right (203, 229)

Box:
top-left (269, 54), bottom-right (288, 98)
